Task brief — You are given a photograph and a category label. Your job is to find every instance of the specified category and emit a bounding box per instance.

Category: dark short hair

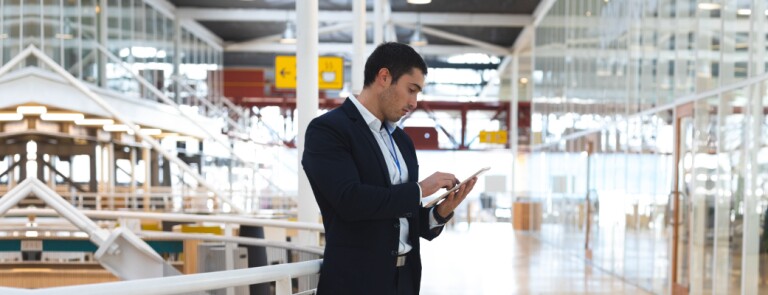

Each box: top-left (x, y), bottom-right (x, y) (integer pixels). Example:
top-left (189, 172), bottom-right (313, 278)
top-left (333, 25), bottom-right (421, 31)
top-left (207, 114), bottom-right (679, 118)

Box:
top-left (363, 42), bottom-right (428, 88)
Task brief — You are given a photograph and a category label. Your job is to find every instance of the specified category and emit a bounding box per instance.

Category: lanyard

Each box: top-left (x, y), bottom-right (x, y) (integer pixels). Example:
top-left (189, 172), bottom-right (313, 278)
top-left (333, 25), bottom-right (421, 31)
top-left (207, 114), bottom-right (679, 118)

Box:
top-left (381, 124), bottom-right (402, 181)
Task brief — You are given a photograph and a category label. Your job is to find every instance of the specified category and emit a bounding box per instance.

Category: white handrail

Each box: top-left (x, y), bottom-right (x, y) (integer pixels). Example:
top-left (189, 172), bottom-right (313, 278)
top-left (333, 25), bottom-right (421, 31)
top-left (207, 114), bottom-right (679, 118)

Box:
top-left (26, 259), bottom-right (322, 295)
top-left (0, 180), bottom-right (108, 244)
top-left (6, 208), bottom-right (325, 232)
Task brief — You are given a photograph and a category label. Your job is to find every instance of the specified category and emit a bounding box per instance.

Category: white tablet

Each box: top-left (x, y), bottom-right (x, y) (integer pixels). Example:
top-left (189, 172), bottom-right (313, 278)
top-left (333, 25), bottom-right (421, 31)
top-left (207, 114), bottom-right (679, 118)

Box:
top-left (424, 167), bottom-right (490, 208)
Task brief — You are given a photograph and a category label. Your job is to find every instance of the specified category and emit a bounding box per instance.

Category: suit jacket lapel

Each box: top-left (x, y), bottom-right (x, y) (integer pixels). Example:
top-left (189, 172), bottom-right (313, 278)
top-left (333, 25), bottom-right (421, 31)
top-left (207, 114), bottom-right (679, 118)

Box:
top-left (341, 99), bottom-right (392, 186)
top-left (392, 129), bottom-right (418, 183)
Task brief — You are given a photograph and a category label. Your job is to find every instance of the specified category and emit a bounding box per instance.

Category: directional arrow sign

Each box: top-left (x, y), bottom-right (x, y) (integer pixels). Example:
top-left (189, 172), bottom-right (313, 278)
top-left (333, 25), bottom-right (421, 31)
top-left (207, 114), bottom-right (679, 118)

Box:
top-left (275, 55), bottom-right (343, 90)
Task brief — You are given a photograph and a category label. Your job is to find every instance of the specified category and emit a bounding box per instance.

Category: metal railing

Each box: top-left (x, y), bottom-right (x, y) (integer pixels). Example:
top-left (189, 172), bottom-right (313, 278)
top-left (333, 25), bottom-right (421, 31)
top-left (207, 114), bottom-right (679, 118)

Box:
top-left (0, 184), bottom-right (325, 295)
top-left (42, 189), bottom-right (298, 214)
top-left (5, 208), bottom-right (323, 233)
top-left (0, 259), bottom-right (322, 295)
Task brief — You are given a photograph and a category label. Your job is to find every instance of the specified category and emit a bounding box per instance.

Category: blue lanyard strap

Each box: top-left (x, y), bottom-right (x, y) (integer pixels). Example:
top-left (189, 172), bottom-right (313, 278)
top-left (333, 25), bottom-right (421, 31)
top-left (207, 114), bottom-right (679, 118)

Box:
top-left (382, 124), bottom-right (402, 179)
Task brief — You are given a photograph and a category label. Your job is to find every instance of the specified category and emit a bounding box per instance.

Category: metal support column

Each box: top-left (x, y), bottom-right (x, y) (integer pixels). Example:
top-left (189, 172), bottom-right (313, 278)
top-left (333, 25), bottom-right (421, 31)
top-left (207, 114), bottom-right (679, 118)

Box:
top-left (297, 0), bottom-right (321, 291)
top-left (19, 153), bottom-right (26, 181)
top-left (142, 147), bottom-right (151, 211)
top-left (352, 0), bottom-right (366, 95)
top-left (460, 107), bottom-right (467, 149)
top-left (89, 145), bottom-right (97, 193)
top-left (97, 0), bottom-right (107, 87)
top-left (173, 17), bottom-right (182, 104)
top-left (509, 54), bottom-right (519, 224)
top-left (48, 155), bottom-right (56, 189)
top-left (130, 147), bottom-right (137, 209)
top-left (9, 155), bottom-right (16, 188)
top-left (108, 142), bottom-right (115, 210)
top-left (224, 224), bottom-right (235, 295)
top-left (742, 0), bottom-right (766, 293)
top-left (374, 0), bottom-right (385, 45)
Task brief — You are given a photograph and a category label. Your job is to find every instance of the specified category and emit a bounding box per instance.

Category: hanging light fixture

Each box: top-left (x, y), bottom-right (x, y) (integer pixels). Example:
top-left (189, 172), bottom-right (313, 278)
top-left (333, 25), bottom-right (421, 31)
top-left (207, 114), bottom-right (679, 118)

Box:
top-left (280, 21), bottom-right (297, 44)
top-left (409, 14), bottom-right (428, 47)
top-left (407, 0), bottom-right (431, 4)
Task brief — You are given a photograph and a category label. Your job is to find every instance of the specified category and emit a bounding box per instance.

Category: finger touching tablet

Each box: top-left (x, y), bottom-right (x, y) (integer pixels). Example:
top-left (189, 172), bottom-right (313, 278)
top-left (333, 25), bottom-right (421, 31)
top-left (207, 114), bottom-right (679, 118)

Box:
top-left (424, 167), bottom-right (490, 208)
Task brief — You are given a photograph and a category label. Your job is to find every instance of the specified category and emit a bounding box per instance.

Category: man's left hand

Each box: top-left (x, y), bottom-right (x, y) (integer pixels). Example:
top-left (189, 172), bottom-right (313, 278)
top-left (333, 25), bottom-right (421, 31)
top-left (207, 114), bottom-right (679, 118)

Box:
top-left (436, 177), bottom-right (477, 219)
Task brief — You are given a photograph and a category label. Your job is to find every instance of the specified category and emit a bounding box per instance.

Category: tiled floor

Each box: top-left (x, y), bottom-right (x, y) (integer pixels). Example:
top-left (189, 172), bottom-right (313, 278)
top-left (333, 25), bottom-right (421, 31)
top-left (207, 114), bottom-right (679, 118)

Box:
top-left (419, 222), bottom-right (654, 295)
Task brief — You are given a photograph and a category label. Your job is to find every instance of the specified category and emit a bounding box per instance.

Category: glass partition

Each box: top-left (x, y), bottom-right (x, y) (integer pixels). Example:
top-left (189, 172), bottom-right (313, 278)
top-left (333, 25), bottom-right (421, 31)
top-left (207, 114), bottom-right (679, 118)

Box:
top-left (0, 0), bottom-right (221, 103)
top-left (533, 0), bottom-right (768, 293)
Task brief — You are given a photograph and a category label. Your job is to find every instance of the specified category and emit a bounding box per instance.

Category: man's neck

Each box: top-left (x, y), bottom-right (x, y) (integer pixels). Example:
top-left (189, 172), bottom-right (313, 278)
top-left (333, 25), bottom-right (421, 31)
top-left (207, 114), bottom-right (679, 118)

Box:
top-left (356, 89), bottom-right (384, 122)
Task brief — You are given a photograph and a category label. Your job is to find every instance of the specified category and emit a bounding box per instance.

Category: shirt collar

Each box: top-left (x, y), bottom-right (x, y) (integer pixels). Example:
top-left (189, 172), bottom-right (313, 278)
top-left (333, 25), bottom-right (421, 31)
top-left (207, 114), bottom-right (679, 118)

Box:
top-left (348, 94), bottom-right (396, 134)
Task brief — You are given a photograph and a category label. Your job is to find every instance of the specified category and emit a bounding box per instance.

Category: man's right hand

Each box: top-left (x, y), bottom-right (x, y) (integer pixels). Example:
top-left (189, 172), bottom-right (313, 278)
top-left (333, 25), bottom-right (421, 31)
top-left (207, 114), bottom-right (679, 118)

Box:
top-left (419, 172), bottom-right (460, 198)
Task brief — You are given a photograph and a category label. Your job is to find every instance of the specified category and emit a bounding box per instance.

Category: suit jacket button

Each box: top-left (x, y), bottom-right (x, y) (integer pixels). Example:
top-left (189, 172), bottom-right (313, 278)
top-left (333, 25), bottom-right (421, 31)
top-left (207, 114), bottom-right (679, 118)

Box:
top-left (391, 250), bottom-right (397, 256)
top-left (405, 213), bottom-right (413, 218)
top-left (394, 222), bottom-right (400, 229)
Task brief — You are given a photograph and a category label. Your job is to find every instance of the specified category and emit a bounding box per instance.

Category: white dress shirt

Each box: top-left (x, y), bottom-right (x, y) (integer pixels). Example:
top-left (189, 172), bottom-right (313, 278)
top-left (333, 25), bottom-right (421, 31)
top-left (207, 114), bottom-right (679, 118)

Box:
top-left (349, 95), bottom-right (444, 255)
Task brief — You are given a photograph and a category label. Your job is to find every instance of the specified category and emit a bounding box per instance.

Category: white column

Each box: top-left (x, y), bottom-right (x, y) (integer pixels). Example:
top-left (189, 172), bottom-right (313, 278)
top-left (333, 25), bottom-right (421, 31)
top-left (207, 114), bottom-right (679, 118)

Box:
top-left (224, 223), bottom-right (235, 295)
top-left (297, 2), bottom-right (321, 292)
top-left (383, 0), bottom-right (395, 42)
top-left (742, 0), bottom-right (765, 293)
top-left (107, 143), bottom-right (115, 210)
top-left (129, 148), bottom-right (137, 209)
top-left (373, 0), bottom-right (385, 45)
top-left (8, 155), bottom-right (15, 188)
top-left (48, 155), bottom-right (56, 188)
top-left (142, 146), bottom-right (151, 211)
top-left (97, 144), bottom-right (105, 210)
top-left (173, 17), bottom-right (182, 104)
top-left (297, 1), bottom-right (320, 248)
top-left (98, 0), bottom-right (107, 87)
top-left (509, 54), bottom-right (518, 225)
top-left (352, 0), bottom-right (366, 95)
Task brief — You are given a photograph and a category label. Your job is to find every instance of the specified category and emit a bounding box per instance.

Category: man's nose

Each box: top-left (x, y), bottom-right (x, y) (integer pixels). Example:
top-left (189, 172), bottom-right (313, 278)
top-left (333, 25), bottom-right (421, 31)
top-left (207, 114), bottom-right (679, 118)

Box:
top-left (408, 97), bottom-right (417, 110)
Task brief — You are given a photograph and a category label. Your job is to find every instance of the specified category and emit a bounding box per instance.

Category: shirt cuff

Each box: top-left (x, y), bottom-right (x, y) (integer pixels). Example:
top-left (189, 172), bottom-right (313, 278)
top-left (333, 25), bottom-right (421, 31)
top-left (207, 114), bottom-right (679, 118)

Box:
top-left (428, 207), bottom-right (454, 229)
top-left (417, 182), bottom-right (423, 198)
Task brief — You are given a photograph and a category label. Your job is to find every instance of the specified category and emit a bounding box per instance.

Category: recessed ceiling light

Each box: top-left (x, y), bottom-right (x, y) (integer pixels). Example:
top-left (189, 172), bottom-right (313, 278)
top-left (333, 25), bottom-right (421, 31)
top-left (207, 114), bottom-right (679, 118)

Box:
top-left (16, 106), bottom-right (47, 115)
top-left (103, 124), bottom-right (130, 132)
top-left (41, 113), bottom-right (85, 121)
top-left (75, 118), bottom-right (114, 126)
top-left (0, 113), bottom-right (23, 121)
top-left (697, 3), bottom-right (721, 10)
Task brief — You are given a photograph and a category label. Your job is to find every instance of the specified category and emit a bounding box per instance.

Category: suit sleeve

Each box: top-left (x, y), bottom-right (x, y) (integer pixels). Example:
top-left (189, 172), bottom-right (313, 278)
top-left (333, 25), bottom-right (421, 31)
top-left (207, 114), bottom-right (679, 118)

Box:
top-left (419, 206), bottom-right (443, 241)
top-left (302, 118), bottom-right (420, 222)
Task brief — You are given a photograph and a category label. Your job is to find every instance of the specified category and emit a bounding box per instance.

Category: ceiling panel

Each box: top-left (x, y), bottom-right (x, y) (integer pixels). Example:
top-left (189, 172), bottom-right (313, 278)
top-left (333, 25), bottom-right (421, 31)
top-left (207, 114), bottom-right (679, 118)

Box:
top-left (170, 0), bottom-right (540, 14)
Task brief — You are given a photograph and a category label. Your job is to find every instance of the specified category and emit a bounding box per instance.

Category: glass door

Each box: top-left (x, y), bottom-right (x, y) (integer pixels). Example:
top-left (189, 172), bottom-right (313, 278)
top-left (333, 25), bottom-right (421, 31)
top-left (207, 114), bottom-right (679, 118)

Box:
top-left (672, 103), bottom-right (693, 295)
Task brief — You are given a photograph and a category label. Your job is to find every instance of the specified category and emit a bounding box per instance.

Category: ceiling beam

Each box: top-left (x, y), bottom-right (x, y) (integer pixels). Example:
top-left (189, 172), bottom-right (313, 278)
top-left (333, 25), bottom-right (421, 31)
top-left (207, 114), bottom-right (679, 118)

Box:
top-left (226, 23), bottom-right (353, 51)
top-left (513, 0), bottom-right (557, 53)
top-left (179, 19), bottom-right (223, 50)
top-left (176, 8), bottom-right (532, 28)
top-left (224, 43), bottom-right (504, 56)
top-left (479, 0), bottom-right (559, 99)
top-left (395, 22), bottom-right (511, 56)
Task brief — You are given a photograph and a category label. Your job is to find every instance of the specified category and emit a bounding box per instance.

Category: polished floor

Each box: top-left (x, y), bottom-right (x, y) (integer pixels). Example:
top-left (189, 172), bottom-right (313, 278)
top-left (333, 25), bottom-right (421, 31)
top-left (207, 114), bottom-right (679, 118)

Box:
top-left (419, 222), bottom-right (653, 295)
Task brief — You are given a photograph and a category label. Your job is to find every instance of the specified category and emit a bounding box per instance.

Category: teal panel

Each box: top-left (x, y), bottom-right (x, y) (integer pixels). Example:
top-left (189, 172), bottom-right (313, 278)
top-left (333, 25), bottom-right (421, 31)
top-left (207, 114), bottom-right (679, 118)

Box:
top-left (146, 241), bottom-right (183, 253)
top-left (0, 240), bottom-right (183, 253)
top-left (0, 240), bottom-right (21, 251)
top-left (43, 240), bottom-right (98, 252)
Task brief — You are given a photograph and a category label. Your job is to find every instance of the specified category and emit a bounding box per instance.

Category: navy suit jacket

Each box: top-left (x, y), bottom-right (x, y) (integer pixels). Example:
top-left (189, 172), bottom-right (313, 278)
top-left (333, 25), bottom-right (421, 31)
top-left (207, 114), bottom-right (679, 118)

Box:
top-left (302, 98), bottom-right (444, 295)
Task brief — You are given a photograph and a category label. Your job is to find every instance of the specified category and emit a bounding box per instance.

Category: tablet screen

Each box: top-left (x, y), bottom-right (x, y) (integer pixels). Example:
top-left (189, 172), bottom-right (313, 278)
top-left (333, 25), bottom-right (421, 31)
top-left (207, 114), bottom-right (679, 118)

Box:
top-left (424, 166), bottom-right (490, 208)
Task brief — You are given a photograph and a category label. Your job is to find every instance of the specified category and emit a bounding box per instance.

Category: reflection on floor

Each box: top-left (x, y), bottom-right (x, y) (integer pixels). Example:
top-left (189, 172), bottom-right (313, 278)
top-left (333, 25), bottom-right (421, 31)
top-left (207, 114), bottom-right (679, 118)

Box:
top-left (419, 222), bottom-right (653, 295)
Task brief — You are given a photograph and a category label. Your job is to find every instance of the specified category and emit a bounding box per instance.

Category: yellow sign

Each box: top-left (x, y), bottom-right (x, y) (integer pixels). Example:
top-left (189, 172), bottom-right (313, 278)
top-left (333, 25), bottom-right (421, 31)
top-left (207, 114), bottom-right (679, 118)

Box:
top-left (275, 56), bottom-right (344, 90)
top-left (479, 130), bottom-right (508, 144)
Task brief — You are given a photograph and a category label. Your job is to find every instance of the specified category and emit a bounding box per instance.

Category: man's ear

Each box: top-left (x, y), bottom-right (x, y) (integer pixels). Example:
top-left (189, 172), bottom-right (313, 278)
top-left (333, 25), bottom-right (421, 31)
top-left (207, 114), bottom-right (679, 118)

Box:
top-left (376, 68), bottom-right (390, 86)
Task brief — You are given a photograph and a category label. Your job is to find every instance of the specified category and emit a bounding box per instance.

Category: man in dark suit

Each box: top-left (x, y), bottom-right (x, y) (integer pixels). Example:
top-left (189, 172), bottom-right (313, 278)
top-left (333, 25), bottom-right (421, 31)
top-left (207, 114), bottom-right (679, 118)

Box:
top-left (302, 42), bottom-right (477, 295)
